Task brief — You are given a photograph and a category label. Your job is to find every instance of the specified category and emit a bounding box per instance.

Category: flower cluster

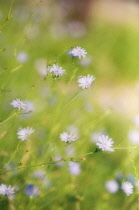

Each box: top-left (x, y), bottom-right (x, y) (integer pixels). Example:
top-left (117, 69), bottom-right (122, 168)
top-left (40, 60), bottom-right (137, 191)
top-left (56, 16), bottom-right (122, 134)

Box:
top-left (5, 42), bottom-right (137, 202)
top-left (105, 180), bottom-right (134, 196)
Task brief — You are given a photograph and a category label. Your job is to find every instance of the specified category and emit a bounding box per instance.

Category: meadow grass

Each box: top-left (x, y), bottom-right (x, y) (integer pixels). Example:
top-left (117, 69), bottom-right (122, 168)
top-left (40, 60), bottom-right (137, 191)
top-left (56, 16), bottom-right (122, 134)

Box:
top-left (0, 1), bottom-right (139, 210)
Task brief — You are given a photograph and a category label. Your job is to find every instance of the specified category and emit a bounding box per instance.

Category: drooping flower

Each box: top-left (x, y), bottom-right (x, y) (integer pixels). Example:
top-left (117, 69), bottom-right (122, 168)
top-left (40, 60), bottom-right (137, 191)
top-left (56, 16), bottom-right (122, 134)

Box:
top-left (96, 135), bottom-right (114, 152)
top-left (10, 98), bottom-right (26, 110)
top-left (70, 46), bottom-right (87, 59)
top-left (121, 181), bottom-right (133, 196)
top-left (48, 64), bottom-right (66, 77)
top-left (17, 127), bottom-right (34, 141)
top-left (78, 74), bottom-right (95, 89)
top-left (0, 184), bottom-right (15, 196)
top-left (105, 180), bottom-right (119, 193)
top-left (17, 52), bottom-right (28, 63)
top-left (60, 132), bottom-right (77, 143)
top-left (68, 162), bottom-right (81, 176)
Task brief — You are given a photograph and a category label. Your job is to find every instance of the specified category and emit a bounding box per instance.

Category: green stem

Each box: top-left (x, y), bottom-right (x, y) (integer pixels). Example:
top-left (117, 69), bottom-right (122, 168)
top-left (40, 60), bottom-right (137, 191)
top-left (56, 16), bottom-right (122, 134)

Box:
top-left (114, 146), bottom-right (138, 150)
top-left (73, 151), bottom-right (94, 159)
top-left (0, 151), bottom-right (96, 175)
top-left (65, 90), bottom-right (84, 107)
top-left (0, 112), bottom-right (17, 127)
top-left (5, 141), bottom-right (21, 168)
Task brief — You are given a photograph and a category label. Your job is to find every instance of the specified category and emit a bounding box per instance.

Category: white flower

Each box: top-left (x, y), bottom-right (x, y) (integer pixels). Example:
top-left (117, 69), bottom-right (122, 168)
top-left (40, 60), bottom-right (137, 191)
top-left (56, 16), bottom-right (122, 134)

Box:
top-left (10, 98), bottom-right (26, 110)
top-left (34, 58), bottom-right (47, 77)
top-left (0, 184), bottom-right (15, 196)
top-left (68, 162), bottom-right (81, 176)
top-left (48, 64), bottom-right (66, 77)
top-left (105, 180), bottom-right (119, 193)
top-left (17, 127), bottom-right (34, 141)
top-left (70, 46), bottom-right (87, 59)
top-left (96, 135), bottom-right (114, 152)
top-left (60, 132), bottom-right (77, 143)
top-left (23, 101), bottom-right (35, 117)
top-left (121, 181), bottom-right (133, 196)
top-left (17, 52), bottom-right (28, 63)
top-left (80, 56), bottom-right (92, 66)
top-left (128, 130), bottom-right (139, 144)
top-left (78, 74), bottom-right (95, 89)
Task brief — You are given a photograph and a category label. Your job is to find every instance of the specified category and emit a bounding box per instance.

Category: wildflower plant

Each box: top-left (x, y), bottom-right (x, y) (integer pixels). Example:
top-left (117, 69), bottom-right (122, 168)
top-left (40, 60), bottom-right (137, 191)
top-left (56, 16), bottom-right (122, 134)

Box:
top-left (0, 1), bottom-right (139, 209)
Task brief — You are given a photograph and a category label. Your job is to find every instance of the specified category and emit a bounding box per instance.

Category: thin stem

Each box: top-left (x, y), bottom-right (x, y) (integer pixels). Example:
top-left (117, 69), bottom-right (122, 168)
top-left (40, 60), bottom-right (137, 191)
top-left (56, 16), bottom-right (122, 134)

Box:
top-left (65, 90), bottom-right (84, 107)
top-left (5, 141), bottom-right (21, 168)
top-left (0, 0), bottom-right (14, 31)
top-left (114, 146), bottom-right (138, 150)
top-left (0, 112), bottom-right (17, 127)
top-left (7, 0), bottom-right (14, 20)
top-left (73, 151), bottom-right (94, 159)
top-left (0, 151), bottom-right (96, 175)
top-left (3, 145), bottom-right (138, 175)
top-left (1, 160), bottom-right (62, 175)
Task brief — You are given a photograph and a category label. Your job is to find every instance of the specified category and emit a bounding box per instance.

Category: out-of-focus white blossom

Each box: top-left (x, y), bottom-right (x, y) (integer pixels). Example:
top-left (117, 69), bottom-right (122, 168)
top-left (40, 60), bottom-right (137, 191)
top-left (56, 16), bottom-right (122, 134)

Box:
top-left (23, 101), bottom-right (34, 117)
top-left (68, 162), bottom-right (81, 176)
top-left (80, 56), bottom-right (92, 67)
top-left (34, 58), bottom-right (47, 77)
top-left (133, 114), bottom-right (139, 128)
top-left (128, 130), bottom-right (139, 144)
top-left (65, 145), bottom-right (76, 158)
top-left (17, 52), bottom-right (28, 63)
top-left (33, 170), bottom-right (45, 179)
top-left (105, 180), bottom-right (119, 193)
